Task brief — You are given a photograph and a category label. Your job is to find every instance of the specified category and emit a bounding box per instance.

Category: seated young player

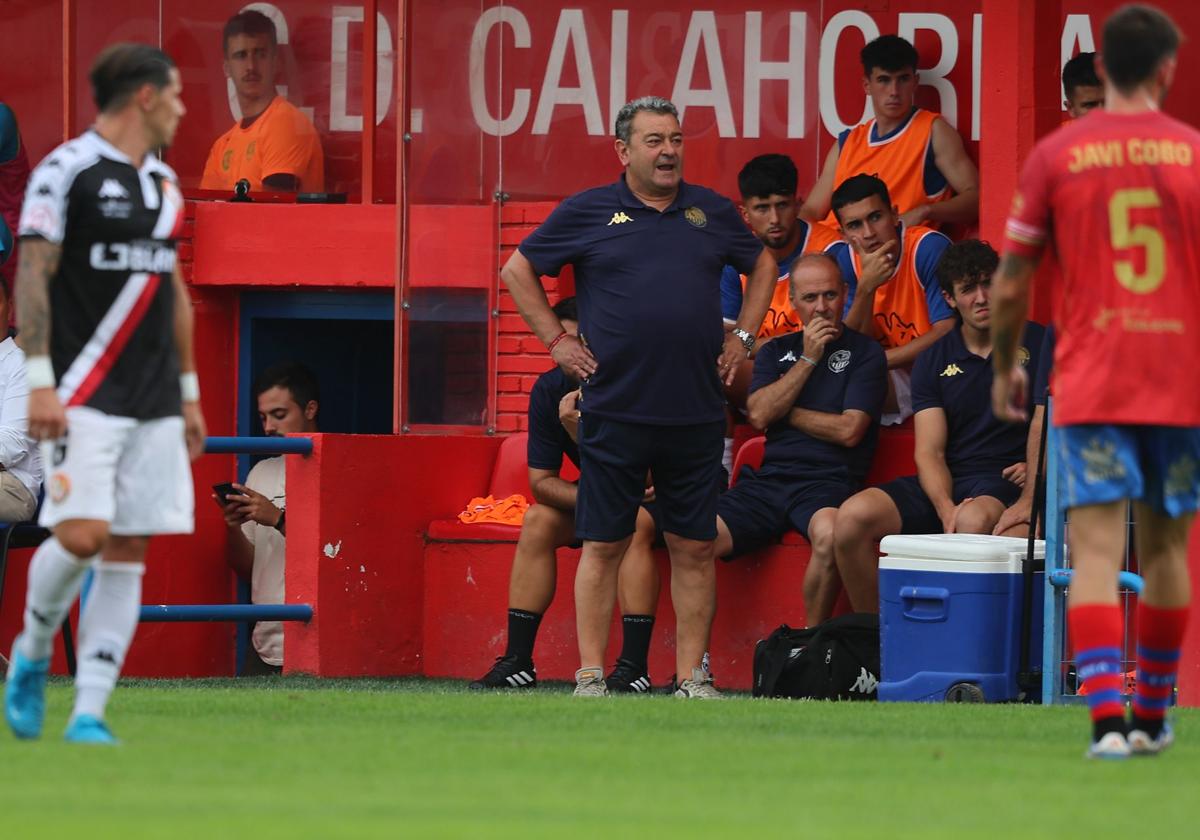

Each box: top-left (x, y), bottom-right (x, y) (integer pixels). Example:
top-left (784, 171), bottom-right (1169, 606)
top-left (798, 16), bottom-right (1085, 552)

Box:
top-left (469, 297), bottom-right (660, 693)
top-left (713, 254), bottom-right (886, 625)
top-left (834, 240), bottom-right (1045, 613)
top-left (1062, 52), bottom-right (1104, 120)
top-left (827, 174), bottom-right (956, 422)
top-left (719, 153), bottom-right (843, 474)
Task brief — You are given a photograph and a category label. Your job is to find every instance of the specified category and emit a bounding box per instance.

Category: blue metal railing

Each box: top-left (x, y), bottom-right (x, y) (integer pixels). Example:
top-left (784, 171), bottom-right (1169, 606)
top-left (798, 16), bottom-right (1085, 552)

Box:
top-left (139, 604), bottom-right (313, 623)
top-left (204, 436), bottom-right (313, 455)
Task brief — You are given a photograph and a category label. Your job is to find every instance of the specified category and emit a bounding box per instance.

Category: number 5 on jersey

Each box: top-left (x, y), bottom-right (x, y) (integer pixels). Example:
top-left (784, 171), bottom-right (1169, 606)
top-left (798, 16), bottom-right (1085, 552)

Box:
top-left (1109, 187), bottom-right (1165, 294)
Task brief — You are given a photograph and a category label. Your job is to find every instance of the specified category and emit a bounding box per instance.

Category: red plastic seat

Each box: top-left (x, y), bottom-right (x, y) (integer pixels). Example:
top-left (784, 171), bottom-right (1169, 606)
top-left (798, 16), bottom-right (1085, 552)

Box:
top-left (730, 435), bottom-right (765, 486)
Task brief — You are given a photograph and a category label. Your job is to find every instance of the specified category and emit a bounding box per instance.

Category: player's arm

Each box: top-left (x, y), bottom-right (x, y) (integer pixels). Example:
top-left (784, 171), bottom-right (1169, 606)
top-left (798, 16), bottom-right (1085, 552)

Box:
top-left (787, 408), bottom-right (871, 448)
top-left (501, 250), bottom-right (596, 381)
top-left (746, 357), bottom-right (816, 431)
top-left (722, 249), bottom-right (775, 382)
top-left (172, 264), bottom-right (206, 460)
top-left (993, 403), bottom-right (1044, 535)
top-left (798, 144), bottom-right (839, 222)
top-left (912, 406), bottom-right (958, 531)
top-left (990, 253), bottom-right (1038, 422)
top-left (884, 318), bottom-right (955, 369)
top-left (262, 173), bottom-right (300, 192)
top-left (15, 237), bottom-right (65, 441)
top-left (529, 467), bottom-right (576, 511)
top-left (902, 119), bottom-right (980, 228)
top-left (224, 519), bottom-right (256, 581)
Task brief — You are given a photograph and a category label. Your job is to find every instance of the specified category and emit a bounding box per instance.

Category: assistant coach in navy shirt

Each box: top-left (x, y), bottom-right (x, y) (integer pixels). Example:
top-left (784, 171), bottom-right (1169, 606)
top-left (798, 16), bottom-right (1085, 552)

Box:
top-left (834, 240), bottom-right (1044, 614)
top-left (501, 96), bottom-right (775, 699)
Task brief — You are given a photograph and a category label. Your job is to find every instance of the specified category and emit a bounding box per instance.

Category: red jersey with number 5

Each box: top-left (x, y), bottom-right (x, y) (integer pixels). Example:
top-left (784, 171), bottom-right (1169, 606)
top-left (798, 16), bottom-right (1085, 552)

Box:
top-left (1003, 109), bottom-right (1200, 426)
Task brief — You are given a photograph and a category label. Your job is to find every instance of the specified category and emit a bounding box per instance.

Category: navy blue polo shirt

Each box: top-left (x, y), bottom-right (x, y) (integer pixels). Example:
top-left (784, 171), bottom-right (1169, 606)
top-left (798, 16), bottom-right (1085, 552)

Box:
top-left (911, 320), bottom-right (1047, 476)
top-left (749, 326), bottom-right (888, 484)
top-left (1033, 324), bottom-right (1055, 407)
top-left (527, 367), bottom-right (580, 472)
top-left (518, 174), bottom-right (763, 425)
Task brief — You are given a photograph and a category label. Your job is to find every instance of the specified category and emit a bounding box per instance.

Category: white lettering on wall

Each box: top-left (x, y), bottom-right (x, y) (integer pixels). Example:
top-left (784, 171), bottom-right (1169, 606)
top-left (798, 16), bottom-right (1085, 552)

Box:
top-left (330, 6), bottom-right (395, 131)
top-left (609, 11), bottom-right (629, 132)
top-left (672, 11), bottom-right (736, 137)
top-left (899, 13), bottom-right (958, 127)
top-left (1061, 14), bottom-right (1095, 108)
top-left (533, 10), bottom-right (605, 135)
top-left (468, 6), bottom-right (532, 137)
top-left (743, 11), bottom-right (806, 139)
top-left (971, 14), bottom-right (982, 141)
top-left (819, 10), bottom-right (880, 137)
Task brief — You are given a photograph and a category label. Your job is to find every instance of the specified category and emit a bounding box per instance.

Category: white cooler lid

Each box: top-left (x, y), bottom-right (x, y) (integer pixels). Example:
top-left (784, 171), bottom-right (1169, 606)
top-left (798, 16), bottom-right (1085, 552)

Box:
top-left (880, 533), bottom-right (1045, 563)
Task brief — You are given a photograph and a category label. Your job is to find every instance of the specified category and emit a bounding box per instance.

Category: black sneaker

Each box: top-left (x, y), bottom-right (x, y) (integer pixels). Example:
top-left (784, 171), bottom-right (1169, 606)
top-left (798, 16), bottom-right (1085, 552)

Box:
top-left (468, 655), bottom-right (537, 690)
top-left (604, 658), bottom-right (652, 693)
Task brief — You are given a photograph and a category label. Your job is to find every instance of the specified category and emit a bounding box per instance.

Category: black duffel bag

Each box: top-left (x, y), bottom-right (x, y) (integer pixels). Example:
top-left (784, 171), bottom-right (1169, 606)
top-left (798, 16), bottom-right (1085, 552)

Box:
top-left (752, 612), bottom-right (880, 700)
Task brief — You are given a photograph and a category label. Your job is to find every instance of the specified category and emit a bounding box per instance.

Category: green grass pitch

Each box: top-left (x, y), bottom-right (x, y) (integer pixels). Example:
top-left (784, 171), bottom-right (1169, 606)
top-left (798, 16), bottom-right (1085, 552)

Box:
top-left (2, 676), bottom-right (1198, 837)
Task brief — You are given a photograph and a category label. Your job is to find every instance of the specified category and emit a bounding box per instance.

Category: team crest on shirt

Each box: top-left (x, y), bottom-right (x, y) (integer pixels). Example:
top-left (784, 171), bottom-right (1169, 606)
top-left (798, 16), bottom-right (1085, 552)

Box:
top-left (48, 472), bottom-right (70, 503)
top-left (684, 207), bottom-right (707, 228)
top-left (222, 149), bottom-right (233, 171)
top-left (1017, 346), bottom-right (1031, 366)
top-left (246, 141), bottom-right (257, 159)
top-left (828, 349), bottom-right (851, 373)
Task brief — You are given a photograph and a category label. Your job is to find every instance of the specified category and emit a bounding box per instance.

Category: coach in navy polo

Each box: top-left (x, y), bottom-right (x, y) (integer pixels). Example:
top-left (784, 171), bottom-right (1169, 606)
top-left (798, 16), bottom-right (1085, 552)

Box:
top-left (713, 254), bottom-right (887, 626)
top-left (501, 96), bottom-right (775, 698)
top-left (834, 240), bottom-right (1045, 614)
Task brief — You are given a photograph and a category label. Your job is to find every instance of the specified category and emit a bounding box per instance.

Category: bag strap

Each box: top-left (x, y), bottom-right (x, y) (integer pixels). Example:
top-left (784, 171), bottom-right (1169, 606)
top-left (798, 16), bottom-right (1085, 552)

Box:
top-left (756, 625), bottom-right (800, 697)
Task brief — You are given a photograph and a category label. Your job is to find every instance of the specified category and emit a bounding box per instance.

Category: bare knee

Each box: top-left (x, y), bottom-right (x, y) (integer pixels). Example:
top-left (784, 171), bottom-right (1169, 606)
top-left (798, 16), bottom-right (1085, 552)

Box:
top-left (55, 520), bottom-right (111, 559)
top-left (954, 499), bottom-right (1002, 535)
top-left (103, 535), bottom-right (151, 565)
top-left (835, 491), bottom-right (892, 549)
top-left (807, 511), bottom-right (836, 568)
top-left (519, 504), bottom-right (572, 550)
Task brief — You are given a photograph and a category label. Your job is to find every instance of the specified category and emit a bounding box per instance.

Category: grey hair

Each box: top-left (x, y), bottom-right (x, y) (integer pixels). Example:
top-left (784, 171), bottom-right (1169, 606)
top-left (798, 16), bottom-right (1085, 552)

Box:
top-left (614, 96), bottom-right (679, 143)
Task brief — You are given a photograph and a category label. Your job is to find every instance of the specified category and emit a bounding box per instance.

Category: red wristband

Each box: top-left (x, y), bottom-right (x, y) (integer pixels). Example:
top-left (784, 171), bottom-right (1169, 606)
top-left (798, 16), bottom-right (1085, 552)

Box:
top-left (547, 331), bottom-right (570, 354)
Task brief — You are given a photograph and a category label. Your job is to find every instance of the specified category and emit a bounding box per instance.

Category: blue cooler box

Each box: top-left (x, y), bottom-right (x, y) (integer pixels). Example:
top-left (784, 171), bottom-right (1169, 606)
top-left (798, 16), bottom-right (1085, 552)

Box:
top-left (878, 534), bottom-right (1044, 703)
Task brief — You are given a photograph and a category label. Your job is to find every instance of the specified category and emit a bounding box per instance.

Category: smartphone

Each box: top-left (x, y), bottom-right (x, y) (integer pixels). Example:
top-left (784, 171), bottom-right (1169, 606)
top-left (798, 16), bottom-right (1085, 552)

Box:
top-left (212, 482), bottom-right (239, 506)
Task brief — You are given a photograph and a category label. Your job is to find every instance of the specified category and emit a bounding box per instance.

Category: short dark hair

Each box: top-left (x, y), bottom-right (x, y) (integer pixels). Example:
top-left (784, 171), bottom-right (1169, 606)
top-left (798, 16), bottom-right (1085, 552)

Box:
top-left (737, 154), bottom-right (798, 200)
top-left (1102, 4), bottom-right (1181, 92)
top-left (937, 239), bottom-right (998, 297)
top-left (614, 96), bottom-right (678, 143)
top-left (89, 43), bottom-right (176, 113)
top-left (861, 35), bottom-right (919, 77)
top-left (552, 296), bottom-right (578, 323)
top-left (1062, 52), bottom-right (1101, 99)
top-left (223, 9), bottom-right (278, 55)
top-left (831, 174), bottom-right (892, 223)
top-left (253, 362), bottom-right (320, 410)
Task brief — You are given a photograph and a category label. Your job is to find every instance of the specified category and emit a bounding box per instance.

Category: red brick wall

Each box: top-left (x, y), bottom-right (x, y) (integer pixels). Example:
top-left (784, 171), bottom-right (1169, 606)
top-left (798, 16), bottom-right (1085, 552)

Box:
top-left (494, 201), bottom-right (573, 434)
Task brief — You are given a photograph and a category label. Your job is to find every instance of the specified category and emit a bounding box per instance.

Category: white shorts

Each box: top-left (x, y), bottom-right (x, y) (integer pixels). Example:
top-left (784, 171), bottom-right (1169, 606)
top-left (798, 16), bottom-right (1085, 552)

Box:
top-left (39, 406), bottom-right (195, 535)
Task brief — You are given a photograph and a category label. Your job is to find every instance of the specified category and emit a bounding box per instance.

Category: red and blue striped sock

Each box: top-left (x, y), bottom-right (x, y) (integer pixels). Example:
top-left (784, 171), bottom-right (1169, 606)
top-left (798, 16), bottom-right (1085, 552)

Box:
top-left (1070, 603), bottom-right (1126, 740)
top-left (1131, 603), bottom-right (1188, 737)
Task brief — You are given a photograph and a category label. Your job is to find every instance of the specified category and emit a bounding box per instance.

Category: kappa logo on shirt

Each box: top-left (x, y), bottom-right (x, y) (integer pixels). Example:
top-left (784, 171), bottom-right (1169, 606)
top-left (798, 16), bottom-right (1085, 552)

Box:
top-left (779, 350), bottom-right (798, 363)
top-left (98, 179), bottom-right (129, 200)
top-left (940, 364), bottom-right (964, 377)
top-left (607, 211), bottom-right (634, 226)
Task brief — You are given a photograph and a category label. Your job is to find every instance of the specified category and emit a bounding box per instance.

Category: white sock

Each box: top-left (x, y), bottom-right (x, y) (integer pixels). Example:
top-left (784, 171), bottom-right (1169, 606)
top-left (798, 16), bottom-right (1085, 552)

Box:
top-left (722, 437), bottom-right (734, 480)
top-left (72, 562), bottom-right (144, 722)
top-left (15, 537), bottom-right (95, 661)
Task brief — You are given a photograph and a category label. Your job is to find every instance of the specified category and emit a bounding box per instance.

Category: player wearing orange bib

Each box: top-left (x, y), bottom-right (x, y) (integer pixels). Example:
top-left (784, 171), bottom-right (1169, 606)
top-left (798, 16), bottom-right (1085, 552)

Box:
top-left (992, 4), bottom-right (1200, 760)
top-left (828, 174), bottom-right (954, 422)
top-left (720, 155), bottom-right (841, 420)
top-left (200, 11), bottom-right (323, 194)
top-left (800, 35), bottom-right (979, 231)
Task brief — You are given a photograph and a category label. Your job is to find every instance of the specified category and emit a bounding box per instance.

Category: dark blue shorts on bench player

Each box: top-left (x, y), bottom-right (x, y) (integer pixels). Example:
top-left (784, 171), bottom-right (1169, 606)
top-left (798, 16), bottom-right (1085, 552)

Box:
top-left (576, 415), bottom-right (724, 543)
top-left (880, 473), bottom-right (1022, 534)
top-left (718, 468), bottom-right (854, 558)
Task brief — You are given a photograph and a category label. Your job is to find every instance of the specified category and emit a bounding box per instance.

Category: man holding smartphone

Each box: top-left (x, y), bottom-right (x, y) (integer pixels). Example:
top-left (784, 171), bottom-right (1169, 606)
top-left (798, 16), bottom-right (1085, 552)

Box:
top-left (217, 362), bottom-right (318, 674)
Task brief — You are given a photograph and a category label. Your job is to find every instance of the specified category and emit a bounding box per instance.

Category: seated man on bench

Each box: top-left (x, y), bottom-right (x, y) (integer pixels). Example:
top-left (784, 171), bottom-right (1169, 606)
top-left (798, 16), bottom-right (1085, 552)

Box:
top-left (713, 254), bottom-right (887, 626)
top-left (470, 297), bottom-right (660, 693)
top-left (834, 240), bottom-right (1045, 613)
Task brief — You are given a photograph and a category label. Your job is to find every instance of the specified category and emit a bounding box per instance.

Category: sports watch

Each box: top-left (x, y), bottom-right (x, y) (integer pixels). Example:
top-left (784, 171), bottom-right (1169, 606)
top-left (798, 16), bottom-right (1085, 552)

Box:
top-left (731, 328), bottom-right (756, 354)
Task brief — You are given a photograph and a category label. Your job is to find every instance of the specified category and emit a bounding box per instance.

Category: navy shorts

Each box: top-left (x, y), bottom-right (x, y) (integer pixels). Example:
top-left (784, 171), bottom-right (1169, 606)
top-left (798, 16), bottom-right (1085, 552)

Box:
top-left (880, 473), bottom-right (1022, 534)
top-left (1057, 424), bottom-right (1200, 517)
top-left (576, 416), bottom-right (725, 543)
top-left (717, 468), bottom-right (854, 557)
